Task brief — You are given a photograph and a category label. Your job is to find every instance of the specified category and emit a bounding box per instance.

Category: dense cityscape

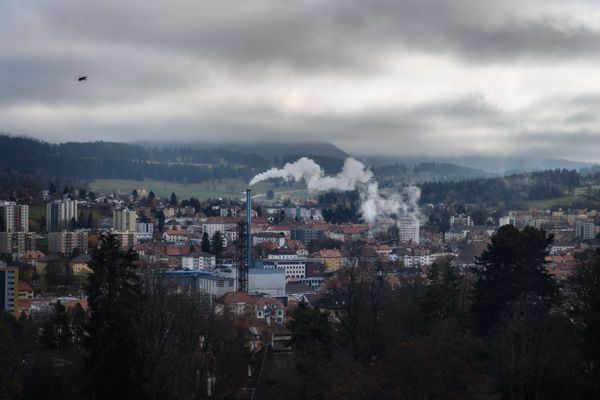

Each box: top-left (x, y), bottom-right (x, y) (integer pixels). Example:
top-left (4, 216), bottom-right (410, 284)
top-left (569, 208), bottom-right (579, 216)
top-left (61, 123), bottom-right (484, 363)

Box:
top-left (1, 137), bottom-right (600, 399)
top-left (4, 0), bottom-right (600, 399)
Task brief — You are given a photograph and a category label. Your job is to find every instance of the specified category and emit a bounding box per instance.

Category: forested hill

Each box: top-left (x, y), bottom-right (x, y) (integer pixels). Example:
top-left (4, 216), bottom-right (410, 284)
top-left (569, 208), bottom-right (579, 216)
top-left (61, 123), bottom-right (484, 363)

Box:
top-left (420, 169), bottom-right (582, 206)
top-left (374, 162), bottom-right (494, 184)
top-left (0, 135), bottom-right (496, 185)
top-left (0, 135), bottom-right (349, 183)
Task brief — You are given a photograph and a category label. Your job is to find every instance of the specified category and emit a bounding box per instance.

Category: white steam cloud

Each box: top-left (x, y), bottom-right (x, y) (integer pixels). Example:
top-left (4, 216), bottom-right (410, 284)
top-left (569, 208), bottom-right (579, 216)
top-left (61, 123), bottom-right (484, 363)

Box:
top-left (249, 157), bottom-right (422, 224)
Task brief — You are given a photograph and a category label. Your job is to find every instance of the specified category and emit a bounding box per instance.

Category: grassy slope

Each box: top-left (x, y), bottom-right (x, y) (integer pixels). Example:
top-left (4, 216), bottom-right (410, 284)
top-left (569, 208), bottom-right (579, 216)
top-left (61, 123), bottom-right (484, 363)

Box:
top-left (524, 185), bottom-right (600, 209)
top-left (89, 178), bottom-right (312, 201)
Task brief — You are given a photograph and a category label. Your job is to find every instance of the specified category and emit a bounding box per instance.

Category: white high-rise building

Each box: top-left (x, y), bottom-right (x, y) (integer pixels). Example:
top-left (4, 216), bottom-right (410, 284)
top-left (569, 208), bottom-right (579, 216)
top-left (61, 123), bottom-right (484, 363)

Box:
top-left (113, 209), bottom-right (137, 232)
top-left (576, 220), bottom-right (596, 240)
top-left (499, 216), bottom-right (516, 227)
top-left (0, 201), bottom-right (29, 232)
top-left (47, 199), bottom-right (78, 232)
top-left (398, 217), bottom-right (420, 244)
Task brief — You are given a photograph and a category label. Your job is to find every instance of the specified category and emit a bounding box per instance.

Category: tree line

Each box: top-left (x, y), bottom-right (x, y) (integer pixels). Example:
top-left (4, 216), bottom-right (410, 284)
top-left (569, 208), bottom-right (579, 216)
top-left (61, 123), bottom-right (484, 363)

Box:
top-left (0, 235), bottom-right (249, 400)
top-left (420, 168), bottom-right (581, 206)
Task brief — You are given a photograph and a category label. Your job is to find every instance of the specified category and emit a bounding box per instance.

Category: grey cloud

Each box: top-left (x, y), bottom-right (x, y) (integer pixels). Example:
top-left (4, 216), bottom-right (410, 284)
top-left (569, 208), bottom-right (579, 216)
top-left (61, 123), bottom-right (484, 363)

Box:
top-left (13, 0), bottom-right (600, 71)
top-left (2, 0), bottom-right (600, 162)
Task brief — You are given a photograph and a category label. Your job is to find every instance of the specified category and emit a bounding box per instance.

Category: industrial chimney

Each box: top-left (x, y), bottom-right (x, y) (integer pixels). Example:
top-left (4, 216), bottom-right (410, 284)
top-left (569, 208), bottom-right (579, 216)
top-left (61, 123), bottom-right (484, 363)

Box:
top-left (246, 189), bottom-right (252, 270)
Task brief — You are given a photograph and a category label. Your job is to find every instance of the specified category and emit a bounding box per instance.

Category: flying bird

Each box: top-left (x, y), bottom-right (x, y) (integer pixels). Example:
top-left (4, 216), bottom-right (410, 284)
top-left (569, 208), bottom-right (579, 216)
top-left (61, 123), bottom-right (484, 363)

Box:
top-left (78, 76), bottom-right (88, 82)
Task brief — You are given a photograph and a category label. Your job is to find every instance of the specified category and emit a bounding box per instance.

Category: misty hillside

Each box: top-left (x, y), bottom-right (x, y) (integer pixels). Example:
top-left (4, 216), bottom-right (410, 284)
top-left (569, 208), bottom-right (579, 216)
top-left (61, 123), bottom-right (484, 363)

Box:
top-left (1, 135), bottom-right (498, 185)
top-left (134, 140), bottom-right (348, 160)
top-left (366, 155), bottom-right (595, 173)
top-left (374, 162), bottom-right (494, 184)
top-left (0, 135), bottom-right (351, 184)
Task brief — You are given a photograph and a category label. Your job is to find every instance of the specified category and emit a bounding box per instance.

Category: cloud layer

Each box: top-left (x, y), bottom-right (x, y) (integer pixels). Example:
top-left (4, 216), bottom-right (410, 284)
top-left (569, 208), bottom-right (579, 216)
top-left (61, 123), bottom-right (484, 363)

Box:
top-left (2, 0), bottom-right (600, 160)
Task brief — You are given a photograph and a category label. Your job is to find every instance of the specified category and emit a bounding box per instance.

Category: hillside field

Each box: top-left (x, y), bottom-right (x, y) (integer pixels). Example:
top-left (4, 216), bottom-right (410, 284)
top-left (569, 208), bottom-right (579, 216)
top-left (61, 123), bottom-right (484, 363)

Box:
top-left (524, 184), bottom-right (600, 209)
top-left (89, 178), bottom-right (312, 201)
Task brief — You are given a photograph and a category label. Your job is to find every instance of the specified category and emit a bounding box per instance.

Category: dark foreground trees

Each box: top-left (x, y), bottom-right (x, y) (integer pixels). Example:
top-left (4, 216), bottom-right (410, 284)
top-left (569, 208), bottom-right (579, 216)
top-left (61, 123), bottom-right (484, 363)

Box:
top-left (84, 235), bottom-right (146, 400)
top-left (471, 225), bottom-right (559, 334)
top-left (0, 315), bottom-right (22, 400)
top-left (570, 248), bottom-right (600, 396)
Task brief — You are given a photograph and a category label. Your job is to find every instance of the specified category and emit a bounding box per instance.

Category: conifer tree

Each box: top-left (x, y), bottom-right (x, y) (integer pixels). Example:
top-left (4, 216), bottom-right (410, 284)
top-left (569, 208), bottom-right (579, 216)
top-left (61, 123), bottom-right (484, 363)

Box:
top-left (211, 231), bottom-right (224, 257)
top-left (84, 235), bottom-right (146, 400)
top-left (471, 225), bottom-right (558, 334)
top-left (201, 232), bottom-right (211, 253)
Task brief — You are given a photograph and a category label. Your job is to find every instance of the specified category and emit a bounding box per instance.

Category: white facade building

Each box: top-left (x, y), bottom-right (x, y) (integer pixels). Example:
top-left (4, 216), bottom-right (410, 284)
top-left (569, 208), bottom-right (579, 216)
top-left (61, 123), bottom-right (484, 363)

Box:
top-left (398, 217), bottom-right (420, 244)
top-left (47, 199), bottom-right (78, 232)
top-left (181, 252), bottom-right (217, 270)
top-left (136, 223), bottom-right (154, 241)
top-left (499, 216), bottom-right (516, 227)
top-left (248, 268), bottom-right (286, 297)
top-left (576, 221), bottom-right (597, 240)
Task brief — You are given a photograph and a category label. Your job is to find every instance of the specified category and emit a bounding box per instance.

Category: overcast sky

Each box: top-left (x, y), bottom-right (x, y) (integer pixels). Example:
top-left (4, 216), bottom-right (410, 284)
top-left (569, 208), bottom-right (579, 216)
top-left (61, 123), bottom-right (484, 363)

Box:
top-left (2, 0), bottom-right (600, 160)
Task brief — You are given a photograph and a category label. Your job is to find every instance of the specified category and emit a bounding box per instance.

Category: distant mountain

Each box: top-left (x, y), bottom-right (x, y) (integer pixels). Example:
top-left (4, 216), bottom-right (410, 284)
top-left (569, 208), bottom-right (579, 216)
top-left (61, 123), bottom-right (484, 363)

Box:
top-left (134, 140), bottom-right (348, 161)
top-left (0, 135), bottom-right (351, 185)
top-left (364, 155), bottom-right (595, 173)
top-left (374, 162), bottom-right (494, 184)
top-left (0, 135), bottom-right (266, 184)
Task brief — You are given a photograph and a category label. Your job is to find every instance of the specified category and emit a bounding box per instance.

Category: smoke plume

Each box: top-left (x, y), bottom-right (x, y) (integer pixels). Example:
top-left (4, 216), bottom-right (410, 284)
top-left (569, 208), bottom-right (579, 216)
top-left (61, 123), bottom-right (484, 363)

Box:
top-left (250, 157), bottom-right (421, 224)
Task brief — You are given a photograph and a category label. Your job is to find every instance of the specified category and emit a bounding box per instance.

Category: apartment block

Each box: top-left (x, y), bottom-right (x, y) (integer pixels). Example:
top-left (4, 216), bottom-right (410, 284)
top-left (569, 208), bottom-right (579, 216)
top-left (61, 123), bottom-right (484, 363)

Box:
top-left (48, 230), bottom-right (88, 254)
top-left (113, 209), bottom-right (137, 232)
top-left (398, 217), bottom-right (420, 244)
top-left (0, 201), bottom-right (29, 232)
top-left (47, 199), bottom-right (78, 232)
top-left (0, 232), bottom-right (36, 254)
top-left (0, 267), bottom-right (19, 317)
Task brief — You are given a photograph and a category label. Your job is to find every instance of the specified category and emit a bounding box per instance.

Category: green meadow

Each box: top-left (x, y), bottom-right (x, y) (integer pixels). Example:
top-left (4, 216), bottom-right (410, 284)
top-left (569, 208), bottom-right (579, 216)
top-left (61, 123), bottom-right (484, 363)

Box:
top-left (89, 178), bottom-right (312, 201)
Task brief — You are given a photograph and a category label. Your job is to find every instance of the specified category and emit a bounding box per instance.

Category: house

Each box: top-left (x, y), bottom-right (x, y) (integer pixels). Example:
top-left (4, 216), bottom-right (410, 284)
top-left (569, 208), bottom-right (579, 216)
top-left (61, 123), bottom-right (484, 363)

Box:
top-left (69, 254), bottom-right (93, 276)
top-left (287, 240), bottom-right (308, 256)
top-left (181, 251), bottom-right (217, 270)
top-left (17, 251), bottom-right (46, 267)
top-left (254, 297), bottom-right (285, 324)
top-left (216, 291), bottom-right (256, 318)
top-left (252, 232), bottom-right (286, 247)
top-left (162, 229), bottom-right (189, 243)
top-left (301, 263), bottom-right (325, 289)
top-left (18, 281), bottom-right (34, 299)
top-left (215, 292), bottom-right (286, 324)
top-left (316, 249), bottom-right (343, 271)
top-left (201, 217), bottom-right (239, 237)
top-left (546, 254), bottom-right (576, 280)
top-left (454, 240), bottom-right (489, 269)
top-left (267, 247), bottom-right (299, 261)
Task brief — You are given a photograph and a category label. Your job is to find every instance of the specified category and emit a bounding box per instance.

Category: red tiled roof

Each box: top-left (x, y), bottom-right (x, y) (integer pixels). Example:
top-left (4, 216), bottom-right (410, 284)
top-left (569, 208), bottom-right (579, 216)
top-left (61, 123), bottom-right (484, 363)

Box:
top-left (164, 229), bottom-right (188, 236)
top-left (218, 291), bottom-right (254, 304)
top-left (204, 216), bottom-right (240, 224)
top-left (18, 281), bottom-right (33, 292)
top-left (318, 249), bottom-right (342, 258)
top-left (165, 246), bottom-right (191, 256)
top-left (64, 299), bottom-right (89, 313)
